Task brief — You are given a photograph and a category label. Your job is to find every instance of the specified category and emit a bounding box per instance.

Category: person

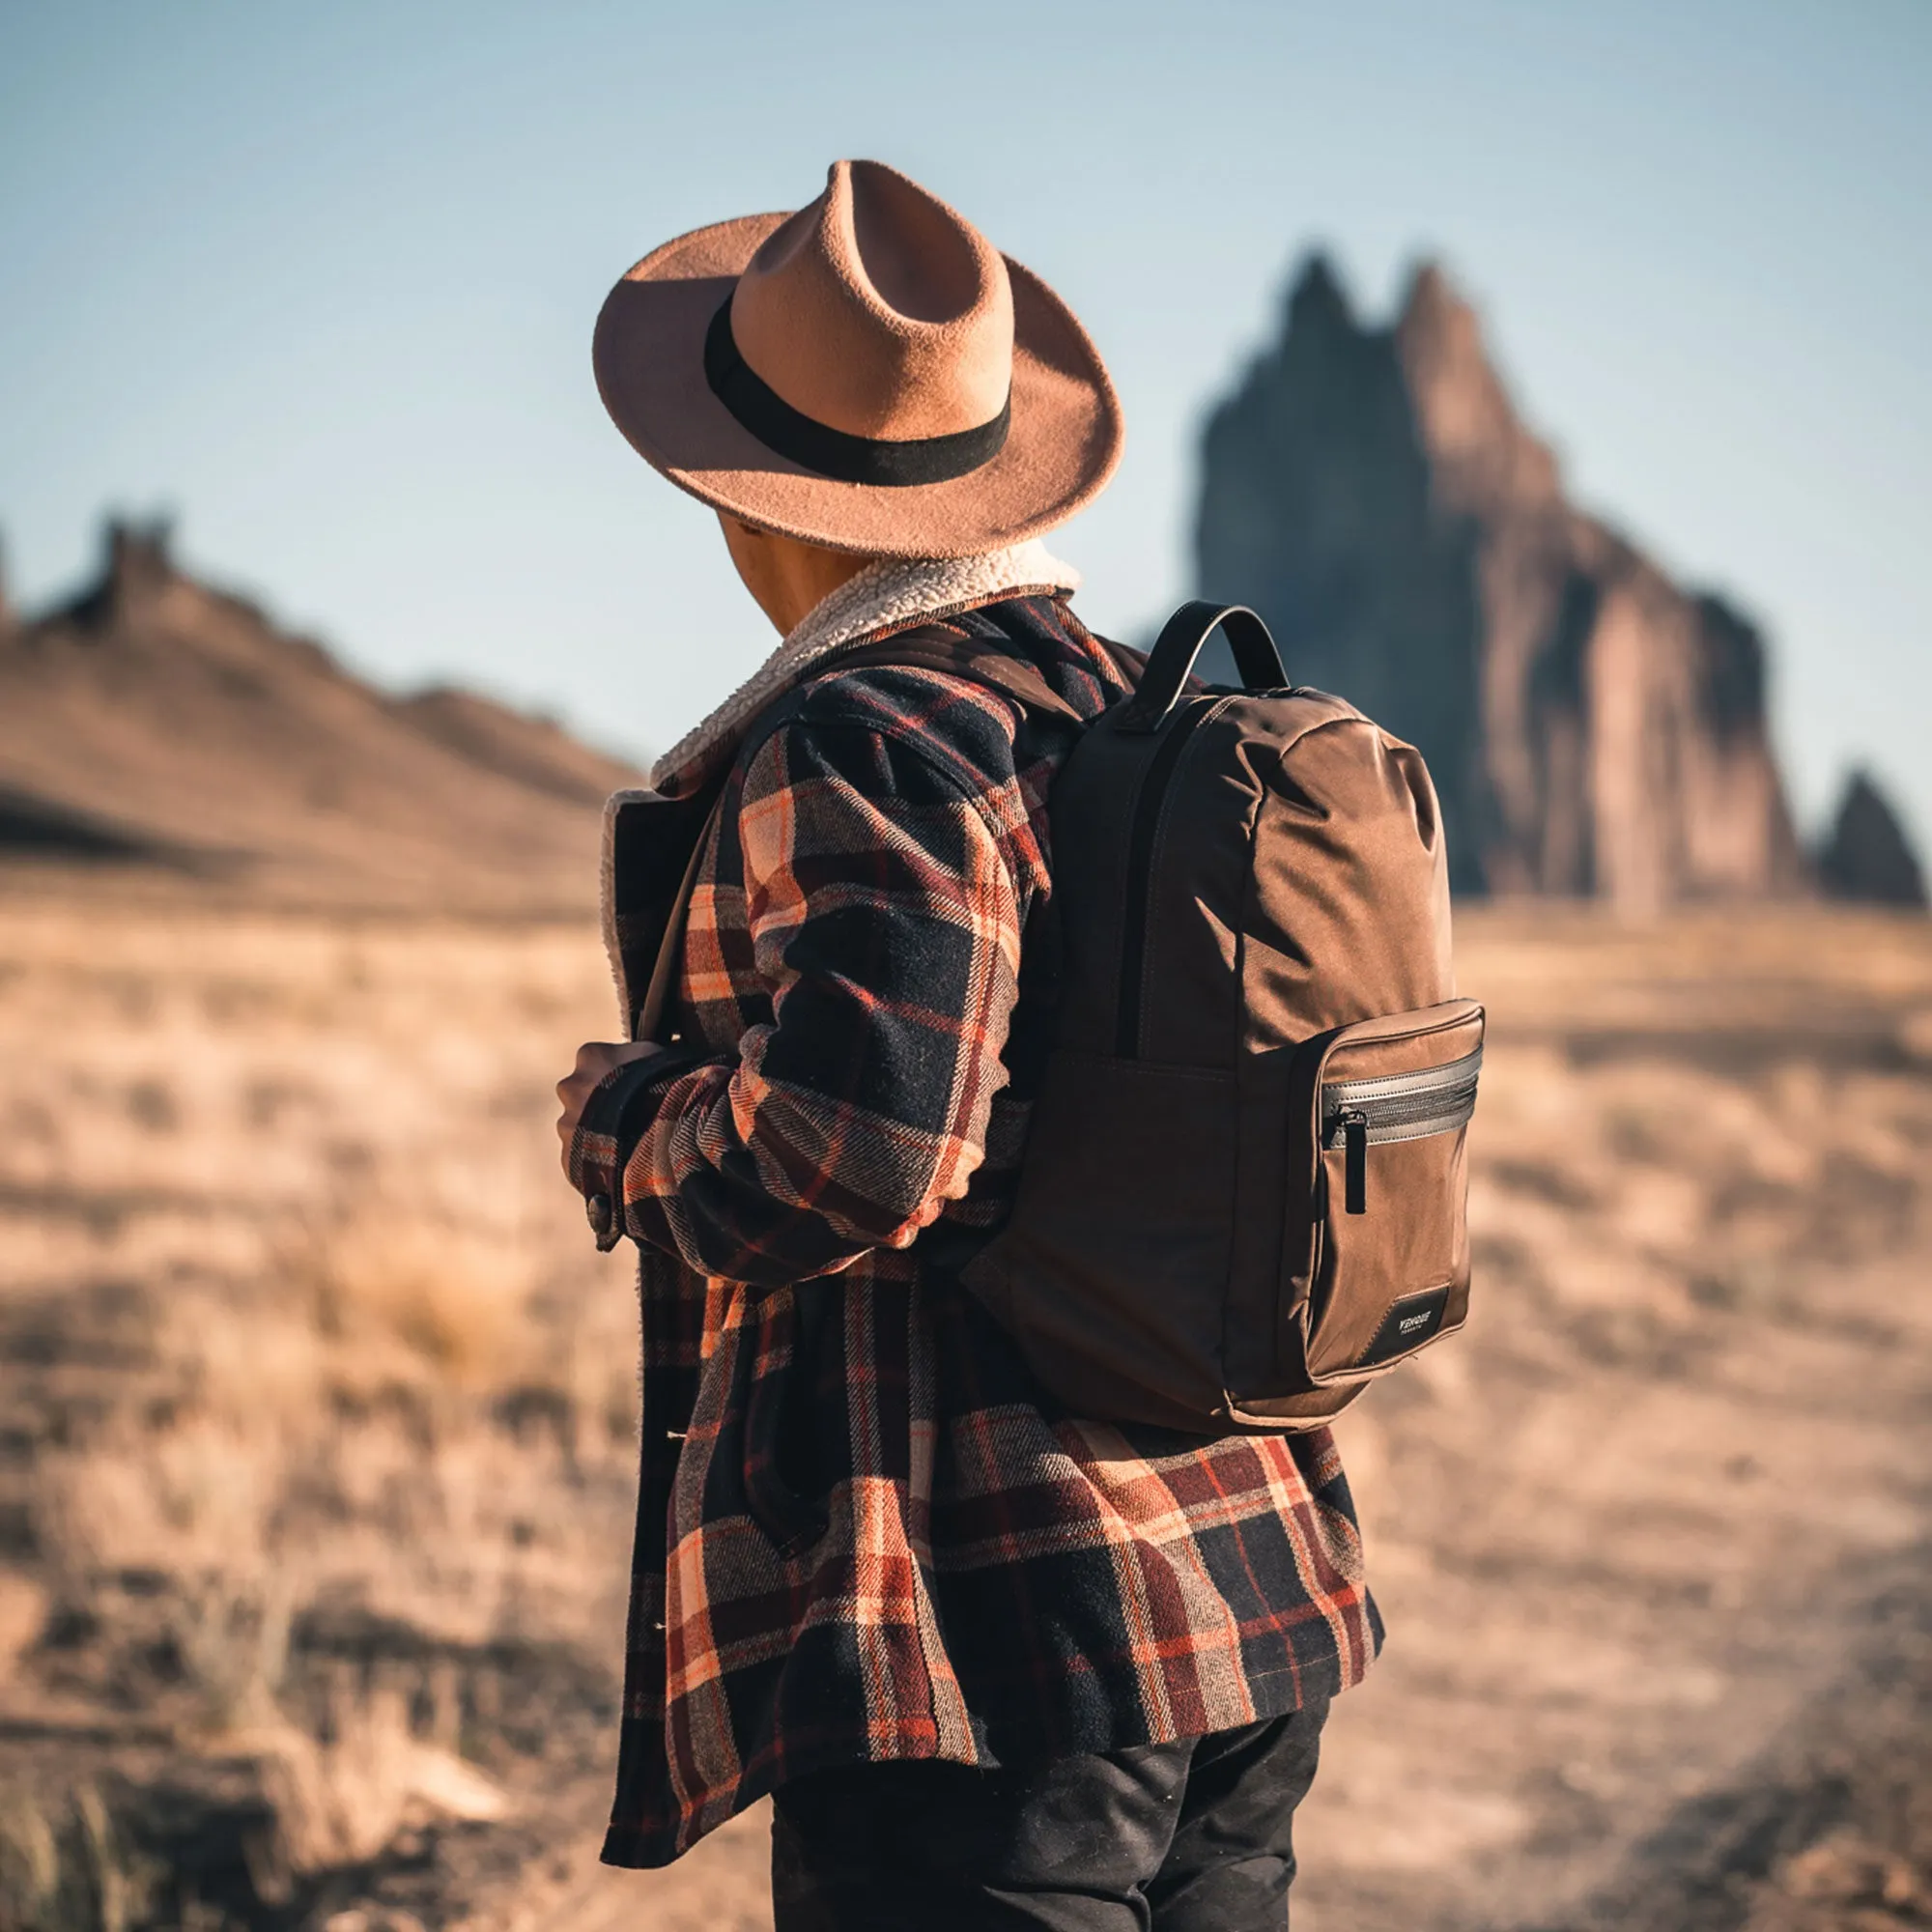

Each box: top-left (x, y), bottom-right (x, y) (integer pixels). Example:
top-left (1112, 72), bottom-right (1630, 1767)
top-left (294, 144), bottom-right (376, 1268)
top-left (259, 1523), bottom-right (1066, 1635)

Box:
top-left (555, 159), bottom-right (1379, 1930)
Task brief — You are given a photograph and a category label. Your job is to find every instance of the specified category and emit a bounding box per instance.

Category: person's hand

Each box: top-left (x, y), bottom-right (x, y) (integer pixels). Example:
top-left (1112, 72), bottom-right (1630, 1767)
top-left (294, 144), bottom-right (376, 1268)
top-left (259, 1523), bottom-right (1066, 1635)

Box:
top-left (556, 1040), bottom-right (665, 1172)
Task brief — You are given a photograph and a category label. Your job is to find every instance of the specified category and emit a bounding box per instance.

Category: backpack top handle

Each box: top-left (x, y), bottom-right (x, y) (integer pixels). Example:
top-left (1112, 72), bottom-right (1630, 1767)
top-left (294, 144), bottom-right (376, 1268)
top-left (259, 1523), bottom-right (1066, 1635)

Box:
top-left (1117, 601), bottom-right (1287, 734)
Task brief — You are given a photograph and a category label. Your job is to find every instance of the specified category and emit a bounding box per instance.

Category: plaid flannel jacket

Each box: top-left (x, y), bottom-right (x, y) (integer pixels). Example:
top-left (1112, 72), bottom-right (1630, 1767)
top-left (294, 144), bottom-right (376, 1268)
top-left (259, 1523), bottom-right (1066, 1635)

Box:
top-left (568, 592), bottom-right (1380, 1867)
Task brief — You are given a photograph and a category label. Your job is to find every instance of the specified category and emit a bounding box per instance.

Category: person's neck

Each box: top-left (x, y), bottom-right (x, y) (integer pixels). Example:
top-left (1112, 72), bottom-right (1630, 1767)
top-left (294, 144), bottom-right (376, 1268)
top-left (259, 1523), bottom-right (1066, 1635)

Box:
top-left (721, 515), bottom-right (872, 634)
top-left (650, 540), bottom-right (1083, 798)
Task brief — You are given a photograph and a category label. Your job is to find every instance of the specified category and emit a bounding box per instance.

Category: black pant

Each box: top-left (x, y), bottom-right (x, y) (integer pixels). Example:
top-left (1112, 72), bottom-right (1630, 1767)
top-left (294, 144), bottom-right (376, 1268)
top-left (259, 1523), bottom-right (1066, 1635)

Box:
top-left (770, 1695), bottom-right (1330, 1931)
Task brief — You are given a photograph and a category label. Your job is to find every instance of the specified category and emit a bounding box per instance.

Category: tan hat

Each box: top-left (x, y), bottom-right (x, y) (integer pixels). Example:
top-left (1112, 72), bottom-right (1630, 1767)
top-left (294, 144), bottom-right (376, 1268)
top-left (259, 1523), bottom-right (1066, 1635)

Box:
top-left (592, 160), bottom-right (1124, 559)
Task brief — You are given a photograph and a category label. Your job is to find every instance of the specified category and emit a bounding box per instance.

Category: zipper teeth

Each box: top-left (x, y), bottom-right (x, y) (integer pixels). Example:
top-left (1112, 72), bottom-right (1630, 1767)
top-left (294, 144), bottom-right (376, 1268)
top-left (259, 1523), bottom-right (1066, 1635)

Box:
top-left (1325, 1096), bottom-right (1477, 1148)
top-left (1323, 1046), bottom-right (1484, 1109)
top-left (1329, 1075), bottom-right (1480, 1132)
top-left (1114, 697), bottom-right (1224, 1058)
top-left (1322, 1047), bottom-right (1482, 1148)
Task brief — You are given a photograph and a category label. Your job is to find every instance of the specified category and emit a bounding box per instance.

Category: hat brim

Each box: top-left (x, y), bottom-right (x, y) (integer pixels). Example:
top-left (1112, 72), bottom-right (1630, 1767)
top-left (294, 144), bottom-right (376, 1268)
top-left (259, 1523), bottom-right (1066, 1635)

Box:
top-left (593, 213), bottom-right (1124, 559)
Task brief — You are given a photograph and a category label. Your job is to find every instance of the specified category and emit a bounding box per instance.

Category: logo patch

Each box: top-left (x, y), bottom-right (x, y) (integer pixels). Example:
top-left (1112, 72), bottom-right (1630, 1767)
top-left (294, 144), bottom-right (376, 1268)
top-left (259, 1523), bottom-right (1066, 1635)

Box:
top-left (1359, 1285), bottom-right (1454, 1366)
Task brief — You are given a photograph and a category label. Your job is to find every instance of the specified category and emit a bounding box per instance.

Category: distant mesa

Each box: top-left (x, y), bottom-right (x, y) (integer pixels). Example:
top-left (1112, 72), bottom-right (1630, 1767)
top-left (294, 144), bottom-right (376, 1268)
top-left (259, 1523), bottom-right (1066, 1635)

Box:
top-left (1817, 770), bottom-right (1927, 910)
top-left (1195, 255), bottom-right (1815, 908)
top-left (0, 517), bottom-right (643, 913)
top-left (390, 684), bottom-right (624, 809)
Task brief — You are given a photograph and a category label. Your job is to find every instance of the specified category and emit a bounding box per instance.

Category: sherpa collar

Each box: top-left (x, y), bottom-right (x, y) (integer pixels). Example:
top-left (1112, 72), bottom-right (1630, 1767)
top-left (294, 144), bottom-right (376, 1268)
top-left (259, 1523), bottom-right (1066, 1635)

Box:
top-left (648, 539), bottom-right (1081, 797)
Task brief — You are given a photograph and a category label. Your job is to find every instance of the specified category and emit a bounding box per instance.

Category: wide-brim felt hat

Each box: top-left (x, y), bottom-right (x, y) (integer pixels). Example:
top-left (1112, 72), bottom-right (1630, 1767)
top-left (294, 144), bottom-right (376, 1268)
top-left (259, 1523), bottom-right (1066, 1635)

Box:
top-left (593, 160), bottom-right (1124, 558)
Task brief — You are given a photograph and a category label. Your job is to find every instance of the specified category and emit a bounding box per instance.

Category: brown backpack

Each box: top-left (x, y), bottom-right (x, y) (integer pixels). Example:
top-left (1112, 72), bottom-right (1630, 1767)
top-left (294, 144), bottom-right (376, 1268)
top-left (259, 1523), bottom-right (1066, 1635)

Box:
top-left (955, 601), bottom-right (1480, 1432)
top-left (608, 602), bottom-right (1481, 1435)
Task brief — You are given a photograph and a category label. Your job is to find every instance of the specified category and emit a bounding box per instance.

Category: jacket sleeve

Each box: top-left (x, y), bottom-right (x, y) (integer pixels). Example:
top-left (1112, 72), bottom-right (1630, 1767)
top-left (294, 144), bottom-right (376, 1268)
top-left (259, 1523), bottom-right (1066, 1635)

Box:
top-left (589, 711), bottom-right (1024, 1286)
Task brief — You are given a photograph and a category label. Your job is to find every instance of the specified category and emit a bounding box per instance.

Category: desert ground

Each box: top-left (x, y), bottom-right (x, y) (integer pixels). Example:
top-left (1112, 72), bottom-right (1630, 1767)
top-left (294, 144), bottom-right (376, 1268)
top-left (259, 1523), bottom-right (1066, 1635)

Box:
top-left (1, 874), bottom-right (1928, 1931)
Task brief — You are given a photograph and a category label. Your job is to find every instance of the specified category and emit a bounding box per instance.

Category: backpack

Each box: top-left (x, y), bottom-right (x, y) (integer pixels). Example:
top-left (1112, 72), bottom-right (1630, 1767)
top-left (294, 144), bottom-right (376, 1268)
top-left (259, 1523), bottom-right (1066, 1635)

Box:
top-left (603, 601), bottom-right (1481, 1435)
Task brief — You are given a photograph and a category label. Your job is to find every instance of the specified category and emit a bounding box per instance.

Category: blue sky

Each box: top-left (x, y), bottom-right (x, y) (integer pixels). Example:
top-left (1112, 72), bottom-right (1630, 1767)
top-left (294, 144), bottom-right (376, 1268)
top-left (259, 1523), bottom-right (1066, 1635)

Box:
top-left (3, 0), bottom-right (1927, 848)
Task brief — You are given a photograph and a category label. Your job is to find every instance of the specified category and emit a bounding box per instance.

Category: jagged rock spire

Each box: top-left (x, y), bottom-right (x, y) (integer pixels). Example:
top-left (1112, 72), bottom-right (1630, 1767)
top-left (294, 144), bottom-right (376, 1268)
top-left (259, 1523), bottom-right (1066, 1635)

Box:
top-left (1284, 251), bottom-right (1355, 338)
top-left (1393, 262), bottom-right (1560, 513)
top-left (1193, 253), bottom-right (1805, 905)
top-left (56, 514), bottom-right (178, 633)
top-left (1817, 770), bottom-right (1928, 908)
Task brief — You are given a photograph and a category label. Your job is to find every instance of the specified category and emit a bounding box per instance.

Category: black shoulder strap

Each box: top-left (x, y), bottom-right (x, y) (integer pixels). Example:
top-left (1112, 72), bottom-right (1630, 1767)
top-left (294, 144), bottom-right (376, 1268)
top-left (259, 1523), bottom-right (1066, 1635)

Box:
top-left (821, 624), bottom-right (1088, 724)
top-left (627, 624), bottom-right (1105, 1041)
top-left (633, 790), bottom-right (721, 1042)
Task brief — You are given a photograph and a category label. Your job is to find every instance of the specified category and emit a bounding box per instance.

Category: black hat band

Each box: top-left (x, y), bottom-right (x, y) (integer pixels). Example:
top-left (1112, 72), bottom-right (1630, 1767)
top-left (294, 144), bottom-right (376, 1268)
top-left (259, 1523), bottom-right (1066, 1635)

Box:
top-left (703, 298), bottom-right (1010, 488)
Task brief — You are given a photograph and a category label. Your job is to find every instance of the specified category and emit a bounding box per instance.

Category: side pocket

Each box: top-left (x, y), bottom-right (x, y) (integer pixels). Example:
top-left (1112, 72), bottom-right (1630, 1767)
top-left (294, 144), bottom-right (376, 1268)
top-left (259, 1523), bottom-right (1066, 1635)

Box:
top-left (1281, 1000), bottom-right (1484, 1391)
top-left (1305, 1121), bottom-right (1470, 1380)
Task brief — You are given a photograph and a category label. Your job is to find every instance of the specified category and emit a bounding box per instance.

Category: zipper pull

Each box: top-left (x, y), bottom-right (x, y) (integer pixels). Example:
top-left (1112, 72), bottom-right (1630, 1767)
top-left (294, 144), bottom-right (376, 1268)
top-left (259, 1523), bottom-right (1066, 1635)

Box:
top-left (1339, 1109), bottom-right (1369, 1215)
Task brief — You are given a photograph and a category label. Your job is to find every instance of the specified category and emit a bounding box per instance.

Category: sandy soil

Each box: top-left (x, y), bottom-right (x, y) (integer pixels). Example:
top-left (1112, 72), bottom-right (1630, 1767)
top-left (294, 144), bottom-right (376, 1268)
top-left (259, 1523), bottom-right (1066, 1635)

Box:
top-left (1, 894), bottom-right (1927, 1929)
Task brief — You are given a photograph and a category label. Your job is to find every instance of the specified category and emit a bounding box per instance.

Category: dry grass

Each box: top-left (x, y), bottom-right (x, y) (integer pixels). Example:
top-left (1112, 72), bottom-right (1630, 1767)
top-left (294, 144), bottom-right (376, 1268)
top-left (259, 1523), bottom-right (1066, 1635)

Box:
top-left (0, 895), bottom-right (1929, 1931)
top-left (0, 900), bottom-right (639, 1928)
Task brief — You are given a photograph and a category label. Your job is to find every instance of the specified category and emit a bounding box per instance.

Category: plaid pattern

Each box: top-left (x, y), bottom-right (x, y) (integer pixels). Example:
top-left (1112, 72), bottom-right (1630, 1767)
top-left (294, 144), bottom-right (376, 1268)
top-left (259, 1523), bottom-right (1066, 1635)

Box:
top-left (570, 594), bottom-right (1381, 1868)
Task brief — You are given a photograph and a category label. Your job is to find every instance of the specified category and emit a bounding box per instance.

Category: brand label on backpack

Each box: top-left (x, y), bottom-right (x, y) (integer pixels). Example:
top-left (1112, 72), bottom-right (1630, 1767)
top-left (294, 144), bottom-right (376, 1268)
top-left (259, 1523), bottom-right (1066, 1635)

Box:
top-left (1359, 1286), bottom-right (1453, 1368)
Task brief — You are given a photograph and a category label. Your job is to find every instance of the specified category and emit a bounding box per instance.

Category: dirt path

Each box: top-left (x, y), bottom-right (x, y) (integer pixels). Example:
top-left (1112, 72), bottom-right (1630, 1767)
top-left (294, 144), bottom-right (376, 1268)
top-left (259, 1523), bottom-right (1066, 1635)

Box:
top-left (1544, 1550), bottom-right (1932, 1931)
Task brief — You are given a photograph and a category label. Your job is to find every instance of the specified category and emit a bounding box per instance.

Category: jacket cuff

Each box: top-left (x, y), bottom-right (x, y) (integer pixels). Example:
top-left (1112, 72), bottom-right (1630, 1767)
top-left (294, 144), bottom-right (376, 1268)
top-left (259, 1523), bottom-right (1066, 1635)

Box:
top-left (567, 1049), bottom-right (698, 1252)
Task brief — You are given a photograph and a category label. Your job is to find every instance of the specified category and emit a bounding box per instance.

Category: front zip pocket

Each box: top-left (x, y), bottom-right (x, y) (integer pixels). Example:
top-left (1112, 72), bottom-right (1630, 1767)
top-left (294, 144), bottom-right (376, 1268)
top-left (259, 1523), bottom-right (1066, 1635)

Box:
top-left (1282, 1001), bottom-right (1484, 1388)
top-left (1321, 1047), bottom-right (1483, 1216)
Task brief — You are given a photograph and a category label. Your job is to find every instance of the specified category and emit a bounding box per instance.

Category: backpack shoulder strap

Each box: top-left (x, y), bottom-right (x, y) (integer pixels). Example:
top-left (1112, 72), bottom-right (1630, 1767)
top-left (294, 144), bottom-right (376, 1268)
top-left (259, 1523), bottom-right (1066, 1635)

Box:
top-left (819, 624), bottom-right (1088, 725)
top-left (625, 624), bottom-right (1105, 1041)
top-left (631, 789), bottom-right (722, 1042)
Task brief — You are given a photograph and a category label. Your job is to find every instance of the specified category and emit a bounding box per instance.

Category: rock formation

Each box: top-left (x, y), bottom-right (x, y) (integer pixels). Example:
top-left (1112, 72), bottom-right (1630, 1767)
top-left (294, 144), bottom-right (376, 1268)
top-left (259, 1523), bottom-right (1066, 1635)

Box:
top-left (0, 518), bottom-right (643, 912)
top-left (0, 534), bottom-right (16, 640)
top-left (1816, 770), bottom-right (1928, 908)
top-left (1195, 257), bottom-right (1808, 905)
